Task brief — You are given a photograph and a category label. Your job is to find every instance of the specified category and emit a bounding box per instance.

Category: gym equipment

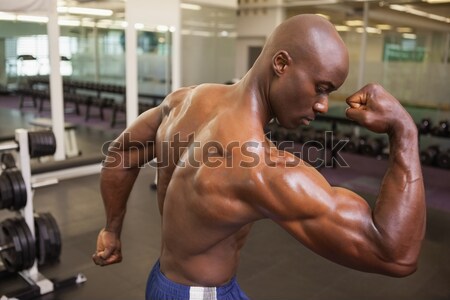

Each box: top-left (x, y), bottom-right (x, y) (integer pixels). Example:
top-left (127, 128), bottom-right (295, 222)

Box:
top-left (286, 130), bottom-right (301, 143)
top-left (314, 130), bottom-right (326, 147)
top-left (34, 213), bottom-right (62, 265)
top-left (417, 118), bottom-right (432, 134)
top-left (436, 149), bottom-right (450, 169)
top-left (274, 127), bottom-right (289, 142)
top-left (0, 214), bottom-right (62, 273)
top-left (343, 134), bottom-right (360, 153)
top-left (433, 120), bottom-right (450, 137)
top-left (0, 217), bottom-right (35, 273)
top-left (1, 153), bottom-right (16, 169)
top-left (0, 130), bottom-right (56, 158)
top-left (0, 129), bottom-right (85, 300)
top-left (420, 145), bottom-right (440, 166)
top-left (0, 169), bottom-right (27, 210)
top-left (298, 128), bottom-right (316, 144)
top-left (360, 137), bottom-right (387, 157)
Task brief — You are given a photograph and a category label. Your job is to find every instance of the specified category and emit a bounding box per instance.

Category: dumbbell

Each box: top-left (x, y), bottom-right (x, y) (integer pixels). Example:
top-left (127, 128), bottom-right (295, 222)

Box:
top-left (432, 120), bottom-right (450, 137)
top-left (417, 118), bottom-right (432, 134)
top-left (0, 130), bottom-right (56, 159)
top-left (360, 137), bottom-right (387, 157)
top-left (329, 132), bottom-right (349, 150)
top-left (343, 134), bottom-right (365, 153)
top-left (436, 149), bottom-right (450, 169)
top-left (420, 145), bottom-right (440, 166)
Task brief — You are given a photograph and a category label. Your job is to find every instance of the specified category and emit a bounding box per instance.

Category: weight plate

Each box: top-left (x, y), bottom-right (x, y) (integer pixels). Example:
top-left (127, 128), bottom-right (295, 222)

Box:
top-left (41, 213), bottom-right (61, 261)
top-left (0, 174), bottom-right (13, 210)
top-left (0, 219), bottom-right (24, 272)
top-left (15, 218), bottom-right (36, 270)
top-left (11, 218), bottom-right (31, 271)
top-left (6, 170), bottom-right (27, 210)
top-left (3, 172), bottom-right (17, 210)
top-left (40, 213), bottom-right (57, 261)
top-left (28, 131), bottom-right (57, 158)
top-left (46, 213), bottom-right (61, 260)
top-left (34, 214), bottom-right (51, 265)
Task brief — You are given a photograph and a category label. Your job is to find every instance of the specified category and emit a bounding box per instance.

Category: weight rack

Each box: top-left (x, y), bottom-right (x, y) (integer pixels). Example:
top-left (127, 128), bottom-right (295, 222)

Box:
top-left (0, 129), bottom-right (86, 300)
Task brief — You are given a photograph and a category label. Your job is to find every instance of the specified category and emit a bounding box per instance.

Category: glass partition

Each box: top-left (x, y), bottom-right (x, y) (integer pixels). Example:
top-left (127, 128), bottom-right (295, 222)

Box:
top-left (137, 29), bottom-right (172, 96)
top-left (286, 1), bottom-right (450, 110)
top-left (181, 4), bottom-right (237, 86)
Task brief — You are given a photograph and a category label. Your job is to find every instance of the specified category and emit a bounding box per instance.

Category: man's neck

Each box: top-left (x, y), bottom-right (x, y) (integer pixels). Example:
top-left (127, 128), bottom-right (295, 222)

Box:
top-left (235, 67), bottom-right (274, 128)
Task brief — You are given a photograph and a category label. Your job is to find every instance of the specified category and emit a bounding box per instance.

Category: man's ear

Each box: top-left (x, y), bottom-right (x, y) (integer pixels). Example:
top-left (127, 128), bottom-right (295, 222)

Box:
top-left (272, 50), bottom-right (292, 76)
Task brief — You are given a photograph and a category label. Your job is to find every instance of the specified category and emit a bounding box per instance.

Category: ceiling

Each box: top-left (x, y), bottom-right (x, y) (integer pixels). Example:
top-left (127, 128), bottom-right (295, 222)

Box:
top-left (53, 0), bottom-right (450, 32)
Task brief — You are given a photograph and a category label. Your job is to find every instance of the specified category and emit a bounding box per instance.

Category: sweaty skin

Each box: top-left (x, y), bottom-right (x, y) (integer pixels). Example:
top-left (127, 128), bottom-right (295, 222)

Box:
top-left (93, 15), bottom-right (425, 287)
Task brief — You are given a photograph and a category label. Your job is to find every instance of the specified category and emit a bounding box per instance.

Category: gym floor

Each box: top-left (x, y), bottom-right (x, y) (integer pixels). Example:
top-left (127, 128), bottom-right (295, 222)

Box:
top-left (0, 99), bottom-right (450, 299)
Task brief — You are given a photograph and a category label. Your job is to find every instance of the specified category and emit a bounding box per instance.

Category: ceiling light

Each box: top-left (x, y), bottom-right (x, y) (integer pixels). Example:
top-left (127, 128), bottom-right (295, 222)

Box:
top-left (390, 4), bottom-right (450, 23)
top-left (0, 12), bottom-right (16, 21)
top-left (17, 15), bottom-right (48, 23)
top-left (335, 25), bottom-right (350, 31)
top-left (57, 6), bottom-right (113, 17)
top-left (422, 0), bottom-right (450, 3)
top-left (58, 19), bottom-right (81, 26)
top-left (345, 20), bottom-right (364, 26)
top-left (157, 25), bottom-right (169, 32)
top-left (397, 27), bottom-right (413, 33)
top-left (180, 3), bottom-right (202, 10)
top-left (402, 33), bottom-right (417, 39)
top-left (356, 27), bottom-right (381, 34)
top-left (376, 24), bottom-right (392, 30)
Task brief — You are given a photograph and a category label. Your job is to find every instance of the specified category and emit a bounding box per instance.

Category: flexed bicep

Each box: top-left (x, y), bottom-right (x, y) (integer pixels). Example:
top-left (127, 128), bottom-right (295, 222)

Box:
top-left (252, 160), bottom-right (413, 276)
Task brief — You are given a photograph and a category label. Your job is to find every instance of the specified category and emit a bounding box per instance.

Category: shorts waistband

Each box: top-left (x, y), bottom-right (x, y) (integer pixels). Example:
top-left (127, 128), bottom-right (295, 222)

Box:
top-left (149, 260), bottom-right (239, 299)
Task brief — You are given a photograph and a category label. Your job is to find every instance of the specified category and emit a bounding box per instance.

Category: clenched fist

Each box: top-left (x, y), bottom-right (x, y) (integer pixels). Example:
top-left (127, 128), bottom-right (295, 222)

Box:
top-left (345, 84), bottom-right (415, 135)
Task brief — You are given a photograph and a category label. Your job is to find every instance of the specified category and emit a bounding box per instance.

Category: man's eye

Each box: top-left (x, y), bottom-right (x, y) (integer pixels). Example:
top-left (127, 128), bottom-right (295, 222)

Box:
top-left (316, 86), bottom-right (327, 94)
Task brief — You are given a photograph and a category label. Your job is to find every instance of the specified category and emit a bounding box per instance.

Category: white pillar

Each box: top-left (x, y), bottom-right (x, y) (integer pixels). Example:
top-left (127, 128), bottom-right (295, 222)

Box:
top-left (125, 23), bottom-right (138, 127)
top-left (172, 15), bottom-right (182, 91)
top-left (125, 0), bottom-right (181, 126)
top-left (47, 0), bottom-right (65, 160)
top-left (93, 26), bottom-right (100, 82)
top-left (357, 1), bottom-right (369, 89)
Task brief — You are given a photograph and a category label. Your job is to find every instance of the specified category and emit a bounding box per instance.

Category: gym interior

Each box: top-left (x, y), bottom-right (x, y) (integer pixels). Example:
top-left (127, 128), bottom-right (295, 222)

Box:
top-left (0, 0), bottom-right (449, 299)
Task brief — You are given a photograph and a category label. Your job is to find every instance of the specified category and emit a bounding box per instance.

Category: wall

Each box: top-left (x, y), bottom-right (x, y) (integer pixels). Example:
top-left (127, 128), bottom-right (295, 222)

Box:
top-left (181, 4), bottom-right (237, 86)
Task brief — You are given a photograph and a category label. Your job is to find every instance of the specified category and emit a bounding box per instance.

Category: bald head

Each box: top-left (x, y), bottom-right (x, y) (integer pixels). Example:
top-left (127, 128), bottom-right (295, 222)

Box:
top-left (264, 14), bottom-right (347, 59)
top-left (262, 14), bottom-right (349, 79)
top-left (248, 14), bottom-right (349, 128)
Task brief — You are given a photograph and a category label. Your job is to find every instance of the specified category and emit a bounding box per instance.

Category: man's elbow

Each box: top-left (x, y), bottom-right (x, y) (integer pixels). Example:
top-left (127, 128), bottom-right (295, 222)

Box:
top-left (381, 257), bottom-right (419, 278)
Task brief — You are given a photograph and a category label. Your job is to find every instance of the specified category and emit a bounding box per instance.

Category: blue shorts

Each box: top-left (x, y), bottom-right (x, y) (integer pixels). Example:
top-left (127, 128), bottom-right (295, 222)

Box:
top-left (146, 260), bottom-right (250, 300)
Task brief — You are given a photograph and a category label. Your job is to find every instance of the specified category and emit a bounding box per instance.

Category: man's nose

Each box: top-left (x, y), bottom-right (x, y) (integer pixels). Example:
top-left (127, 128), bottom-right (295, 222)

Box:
top-left (313, 97), bottom-right (328, 114)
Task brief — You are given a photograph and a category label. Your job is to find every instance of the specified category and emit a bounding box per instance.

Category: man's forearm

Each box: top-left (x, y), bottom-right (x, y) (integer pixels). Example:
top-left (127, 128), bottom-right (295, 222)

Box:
top-left (100, 166), bottom-right (141, 237)
top-left (373, 125), bottom-right (425, 266)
